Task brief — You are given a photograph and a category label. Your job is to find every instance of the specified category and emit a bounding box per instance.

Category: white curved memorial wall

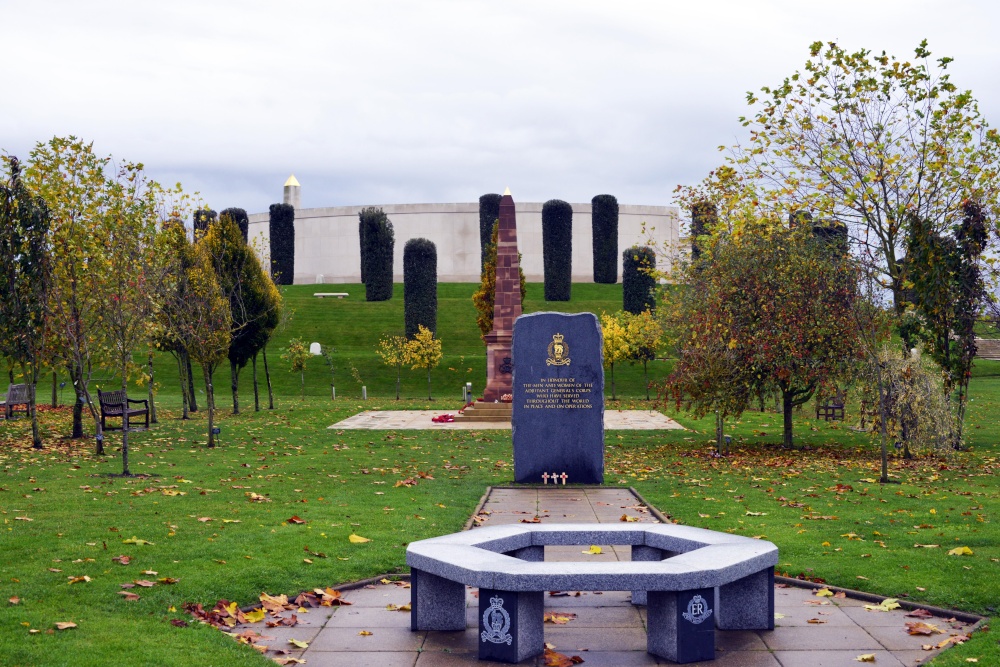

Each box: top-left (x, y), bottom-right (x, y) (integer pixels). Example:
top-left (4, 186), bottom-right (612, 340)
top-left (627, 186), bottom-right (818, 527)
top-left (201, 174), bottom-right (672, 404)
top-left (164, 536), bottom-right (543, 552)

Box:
top-left (247, 198), bottom-right (679, 284)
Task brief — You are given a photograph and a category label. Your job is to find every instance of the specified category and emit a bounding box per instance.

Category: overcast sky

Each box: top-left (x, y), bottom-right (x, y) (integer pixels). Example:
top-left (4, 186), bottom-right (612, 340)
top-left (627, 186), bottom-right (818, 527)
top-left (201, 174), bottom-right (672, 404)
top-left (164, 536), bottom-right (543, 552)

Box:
top-left (4, 0), bottom-right (1000, 215)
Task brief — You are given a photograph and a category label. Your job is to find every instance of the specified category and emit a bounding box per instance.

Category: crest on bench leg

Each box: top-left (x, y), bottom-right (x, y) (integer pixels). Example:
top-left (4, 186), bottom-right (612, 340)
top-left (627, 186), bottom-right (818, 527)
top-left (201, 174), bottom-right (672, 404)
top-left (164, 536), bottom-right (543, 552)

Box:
top-left (481, 596), bottom-right (513, 645)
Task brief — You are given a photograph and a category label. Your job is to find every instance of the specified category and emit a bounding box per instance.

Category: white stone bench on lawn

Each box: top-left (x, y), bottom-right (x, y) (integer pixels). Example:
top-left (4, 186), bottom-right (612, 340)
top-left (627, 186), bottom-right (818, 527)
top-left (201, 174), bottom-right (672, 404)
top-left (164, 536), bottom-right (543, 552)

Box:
top-left (407, 523), bottom-right (778, 663)
top-left (313, 292), bottom-right (349, 298)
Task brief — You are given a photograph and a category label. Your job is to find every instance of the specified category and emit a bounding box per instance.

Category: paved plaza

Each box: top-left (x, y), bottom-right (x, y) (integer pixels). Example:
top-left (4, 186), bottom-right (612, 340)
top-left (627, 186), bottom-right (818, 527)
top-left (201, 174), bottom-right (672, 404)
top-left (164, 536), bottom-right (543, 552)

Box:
top-left (329, 410), bottom-right (684, 431)
top-left (243, 487), bottom-right (977, 666)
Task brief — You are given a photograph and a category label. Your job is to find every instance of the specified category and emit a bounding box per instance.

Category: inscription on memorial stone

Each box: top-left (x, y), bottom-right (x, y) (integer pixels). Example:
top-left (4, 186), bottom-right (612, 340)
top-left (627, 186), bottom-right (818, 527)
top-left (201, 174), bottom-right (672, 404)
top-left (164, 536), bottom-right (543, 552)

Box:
top-left (512, 312), bottom-right (604, 484)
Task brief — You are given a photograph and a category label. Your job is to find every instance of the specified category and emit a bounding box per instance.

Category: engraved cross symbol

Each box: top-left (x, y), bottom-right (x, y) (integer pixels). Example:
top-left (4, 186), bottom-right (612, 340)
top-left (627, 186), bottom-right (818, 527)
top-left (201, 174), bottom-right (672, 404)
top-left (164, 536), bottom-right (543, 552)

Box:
top-left (541, 473), bottom-right (549, 484)
top-left (559, 472), bottom-right (568, 485)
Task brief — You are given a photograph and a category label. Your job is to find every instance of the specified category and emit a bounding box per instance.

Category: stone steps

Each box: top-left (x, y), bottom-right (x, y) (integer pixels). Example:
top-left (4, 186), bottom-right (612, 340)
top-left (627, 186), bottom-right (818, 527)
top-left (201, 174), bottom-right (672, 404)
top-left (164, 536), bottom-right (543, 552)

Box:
top-left (452, 402), bottom-right (512, 423)
top-left (975, 338), bottom-right (1000, 360)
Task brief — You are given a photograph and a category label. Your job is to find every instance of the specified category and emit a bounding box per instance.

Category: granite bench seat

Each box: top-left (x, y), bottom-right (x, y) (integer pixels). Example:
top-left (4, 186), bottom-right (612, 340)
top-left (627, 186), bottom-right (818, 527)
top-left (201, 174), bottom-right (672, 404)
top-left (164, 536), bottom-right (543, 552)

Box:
top-left (406, 523), bottom-right (778, 664)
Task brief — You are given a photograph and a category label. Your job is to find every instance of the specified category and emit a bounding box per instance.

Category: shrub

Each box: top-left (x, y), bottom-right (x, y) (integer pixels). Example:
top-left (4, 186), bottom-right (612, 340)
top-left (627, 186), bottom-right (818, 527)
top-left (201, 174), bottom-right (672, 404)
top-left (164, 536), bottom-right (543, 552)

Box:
top-left (268, 203), bottom-right (295, 285)
top-left (220, 207), bottom-right (249, 243)
top-left (193, 208), bottom-right (216, 239)
top-left (403, 238), bottom-right (437, 338)
top-left (358, 216), bottom-right (367, 284)
top-left (591, 194), bottom-right (618, 284)
top-left (690, 200), bottom-right (716, 261)
top-left (542, 199), bottom-right (572, 301)
top-left (360, 207), bottom-right (394, 301)
top-left (623, 246), bottom-right (656, 314)
top-left (479, 193), bottom-right (501, 272)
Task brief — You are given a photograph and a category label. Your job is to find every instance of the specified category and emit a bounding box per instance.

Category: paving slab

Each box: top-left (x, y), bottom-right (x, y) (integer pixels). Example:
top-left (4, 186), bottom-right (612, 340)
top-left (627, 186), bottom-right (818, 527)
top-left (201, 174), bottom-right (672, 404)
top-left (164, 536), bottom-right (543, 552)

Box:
top-left (329, 409), bottom-right (683, 430)
top-left (238, 486), bottom-right (978, 666)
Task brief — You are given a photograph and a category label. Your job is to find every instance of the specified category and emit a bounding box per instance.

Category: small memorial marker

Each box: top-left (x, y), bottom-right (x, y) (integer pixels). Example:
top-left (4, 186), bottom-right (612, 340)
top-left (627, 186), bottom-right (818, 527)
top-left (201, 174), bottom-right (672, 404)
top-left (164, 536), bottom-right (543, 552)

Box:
top-left (541, 473), bottom-right (549, 484)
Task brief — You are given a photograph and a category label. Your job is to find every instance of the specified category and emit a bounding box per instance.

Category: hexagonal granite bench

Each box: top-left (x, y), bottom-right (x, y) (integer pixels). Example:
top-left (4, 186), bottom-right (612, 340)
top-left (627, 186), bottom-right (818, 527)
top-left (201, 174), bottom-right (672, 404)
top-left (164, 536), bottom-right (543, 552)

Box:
top-left (407, 523), bottom-right (778, 664)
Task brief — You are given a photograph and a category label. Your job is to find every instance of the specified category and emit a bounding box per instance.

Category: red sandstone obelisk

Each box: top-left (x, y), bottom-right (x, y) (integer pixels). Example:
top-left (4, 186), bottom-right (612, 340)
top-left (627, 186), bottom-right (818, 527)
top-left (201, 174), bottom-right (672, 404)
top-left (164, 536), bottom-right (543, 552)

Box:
top-left (482, 188), bottom-right (522, 401)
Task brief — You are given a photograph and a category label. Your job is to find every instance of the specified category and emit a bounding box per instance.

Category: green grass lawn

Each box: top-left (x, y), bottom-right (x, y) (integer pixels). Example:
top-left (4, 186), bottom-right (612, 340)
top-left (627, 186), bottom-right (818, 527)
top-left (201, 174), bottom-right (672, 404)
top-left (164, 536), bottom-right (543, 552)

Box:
top-left (1, 283), bottom-right (998, 665)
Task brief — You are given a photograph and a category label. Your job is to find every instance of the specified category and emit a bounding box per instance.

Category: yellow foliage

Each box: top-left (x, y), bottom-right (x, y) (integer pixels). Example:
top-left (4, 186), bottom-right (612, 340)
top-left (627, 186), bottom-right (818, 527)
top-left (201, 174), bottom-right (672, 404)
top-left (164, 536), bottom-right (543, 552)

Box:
top-left (405, 325), bottom-right (442, 371)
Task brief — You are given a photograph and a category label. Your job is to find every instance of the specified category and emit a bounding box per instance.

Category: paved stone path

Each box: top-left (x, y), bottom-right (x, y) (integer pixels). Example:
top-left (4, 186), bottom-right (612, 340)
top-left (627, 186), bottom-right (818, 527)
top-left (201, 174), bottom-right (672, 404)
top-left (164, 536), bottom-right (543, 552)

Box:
top-left (329, 409), bottom-right (683, 430)
top-left (246, 487), bottom-right (975, 666)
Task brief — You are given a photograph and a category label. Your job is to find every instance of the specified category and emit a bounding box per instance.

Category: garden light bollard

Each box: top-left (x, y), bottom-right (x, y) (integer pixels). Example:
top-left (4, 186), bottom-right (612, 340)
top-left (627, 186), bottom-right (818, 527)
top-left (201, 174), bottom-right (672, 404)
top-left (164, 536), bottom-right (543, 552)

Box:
top-left (362, 386), bottom-right (367, 400)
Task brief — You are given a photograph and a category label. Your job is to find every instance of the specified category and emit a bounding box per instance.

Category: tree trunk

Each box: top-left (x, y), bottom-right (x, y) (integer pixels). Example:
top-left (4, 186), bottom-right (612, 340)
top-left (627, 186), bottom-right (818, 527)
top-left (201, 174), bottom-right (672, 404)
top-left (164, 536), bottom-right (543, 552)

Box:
top-left (69, 362), bottom-right (84, 438)
top-left (875, 361), bottom-right (890, 484)
top-left (610, 362), bottom-right (616, 401)
top-left (120, 373), bottom-right (131, 475)
top-left (263, 346), bottom-right (274, 409)
top-left (230, 359), bottom-right (240, 415)
top-left (26, 365), bottom-right (41, 450)
top-left (175, 353), bottom-right (189, 419)
top-left (643, 360), bottom-right (649, 401)
top-left (252, 353), bottom-right (260, 412)
top-left (300, 370), bottom-right (304, 400)
top-left (205, 366), bottom-right (215, 448)
top-left (427, 367), bottom-right (432, 400)
top-left (715, 410), bottom-right (724, 456)
top-left (396, 368), bottom-right (400, 400)
top-left (147, 352), bottom-right (157, 424)
top-left (51, 370), bottom-right (58, 408)
top-left (782, 389), bottom-right (794, 448)
top-left (185, 351), bottom-right (198, 412)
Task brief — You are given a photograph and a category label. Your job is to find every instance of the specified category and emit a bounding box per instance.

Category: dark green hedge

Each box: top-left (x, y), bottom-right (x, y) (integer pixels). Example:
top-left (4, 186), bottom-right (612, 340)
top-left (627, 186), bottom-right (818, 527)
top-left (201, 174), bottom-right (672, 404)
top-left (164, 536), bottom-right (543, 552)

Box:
top-left (358, 216), bottom-right (367, 284)
top-left (403, 238), bottom-right (437, 338)
top-left (542, 199), bottom-right (573, 301)
top-left (812, 220), bottom-right (849, 255)
top-left (623, 245), bottom-right (656, 314)
top-left (193, 208), bottom-right (216, 238)
top-left (479, 193), bottom-right (501, 272)
top-left (690, 200), bottom-right (716, 261)
top-left (220, 207), bottom-right (249, 243)
top-left (268, 203), bottom-right (295, 285)
top-left (360, 207), bottom-right (394, 301)
top-left (591, 194), bottom-right (618, 284)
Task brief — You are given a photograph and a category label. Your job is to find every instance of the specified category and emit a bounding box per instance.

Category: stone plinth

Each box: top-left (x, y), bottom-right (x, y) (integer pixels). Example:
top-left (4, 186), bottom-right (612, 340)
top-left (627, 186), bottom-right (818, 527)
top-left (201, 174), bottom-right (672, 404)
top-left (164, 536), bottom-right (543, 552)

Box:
top-left (483, 191), bottom-right (522, 402)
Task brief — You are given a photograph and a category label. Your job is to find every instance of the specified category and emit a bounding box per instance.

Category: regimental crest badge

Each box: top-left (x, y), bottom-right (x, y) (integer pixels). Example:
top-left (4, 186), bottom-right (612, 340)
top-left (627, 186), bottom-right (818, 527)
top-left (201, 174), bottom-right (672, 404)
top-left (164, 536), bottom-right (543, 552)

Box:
top-left (682, 594), bottom-right (713, 625)
top-left (545, 333), bottom-right (571, 366)
top-left (481, 596), bottom-right (513, 645)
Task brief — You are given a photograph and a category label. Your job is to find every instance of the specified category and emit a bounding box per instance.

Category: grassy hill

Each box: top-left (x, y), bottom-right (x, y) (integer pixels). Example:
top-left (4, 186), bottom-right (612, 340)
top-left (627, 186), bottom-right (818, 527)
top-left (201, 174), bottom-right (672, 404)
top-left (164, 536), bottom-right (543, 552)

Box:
top-left (140, 282), bottom-right (666, 409)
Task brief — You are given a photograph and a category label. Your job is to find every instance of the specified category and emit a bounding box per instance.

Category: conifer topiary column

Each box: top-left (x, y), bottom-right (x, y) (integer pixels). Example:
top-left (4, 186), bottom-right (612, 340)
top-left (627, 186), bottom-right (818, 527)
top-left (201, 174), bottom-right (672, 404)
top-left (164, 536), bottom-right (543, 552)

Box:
top-left (479, 193), bottom-right (501, 272)
top-left (542, 199), bottom-right (572, 301)
top-left (193, 208), bottom-right (217, 239)
top-left (268, 203), bottom-right (295, 285)
top-left (591, 194), bottom-right (618, 283)
top-left (359, 207), bottom-right (394, 301)
top-left (403, 238), bottom-right (437, 339)
top-left (690, 200), bottom-right (717, 261)
top-left (220, 207), bottom-right (249, 243)
top-left (623, 245), bottom-right (656, 314)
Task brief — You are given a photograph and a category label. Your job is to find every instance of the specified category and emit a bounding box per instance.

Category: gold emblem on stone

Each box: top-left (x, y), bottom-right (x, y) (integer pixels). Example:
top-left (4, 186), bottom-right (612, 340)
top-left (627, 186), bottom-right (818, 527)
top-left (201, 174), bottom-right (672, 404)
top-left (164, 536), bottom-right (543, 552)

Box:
top-left (546, 333), bottom-right (571, 366)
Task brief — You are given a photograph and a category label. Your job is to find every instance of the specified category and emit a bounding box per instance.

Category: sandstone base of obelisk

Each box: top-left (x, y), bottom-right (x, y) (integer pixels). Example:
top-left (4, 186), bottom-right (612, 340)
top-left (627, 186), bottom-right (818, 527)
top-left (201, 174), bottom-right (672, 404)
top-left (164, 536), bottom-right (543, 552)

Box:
top-left (482, 332), bottom-right (513, 402)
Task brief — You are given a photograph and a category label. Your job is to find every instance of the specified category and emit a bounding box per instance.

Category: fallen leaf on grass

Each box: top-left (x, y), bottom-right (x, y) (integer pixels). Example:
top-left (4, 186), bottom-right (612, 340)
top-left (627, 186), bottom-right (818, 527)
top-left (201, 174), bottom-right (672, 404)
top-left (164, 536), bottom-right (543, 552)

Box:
top-left (948, 546), bottom-right (974, 556)
top-left (349, 533), bottom-right (370, 543)
top-left (913, 544), bottom-right (940, 549)
top-left (246, 492), bottom-right (271, 503)
top-left (134, 580), bottom-right (156, 588)
top-left (9, 596), bottom-right (20, 605)
top-left (287, 516), bottom-right (306, 525)
top-left (544, 612), bottom-right (577, 624)
top-left (118, 591), bottom-right (141, 601)
top-left (122, 537), bottom-right (154, 546)
top-left (15, 516), bottom-right (33, 521)
top-left (112, 555), bottom-right (131, 565)
top-left (170, 619), bottom-right (188, 628)
top-left (158, 577), bottom-right (179, 585)
top-left (582, 546), bottom-right (602, 555)
top-left (54, 622), bottom-right (77, 630)
top-left (67, 575), bottom-right (91, 584)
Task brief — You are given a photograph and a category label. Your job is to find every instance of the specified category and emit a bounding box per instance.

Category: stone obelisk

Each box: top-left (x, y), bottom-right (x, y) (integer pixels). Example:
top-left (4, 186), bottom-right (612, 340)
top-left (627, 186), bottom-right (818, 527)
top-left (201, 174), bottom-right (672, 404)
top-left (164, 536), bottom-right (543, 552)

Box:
top-left (482, 188), bottom-right (522, 401)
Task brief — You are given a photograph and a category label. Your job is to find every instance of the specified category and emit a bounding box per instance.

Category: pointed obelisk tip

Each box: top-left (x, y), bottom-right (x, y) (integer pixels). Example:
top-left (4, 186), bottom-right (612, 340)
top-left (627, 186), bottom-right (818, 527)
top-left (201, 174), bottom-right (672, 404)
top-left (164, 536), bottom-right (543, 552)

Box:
top-left (503, 186), bottom-right (511, 196)
top-left (284, 174), bottom-right (300, 187)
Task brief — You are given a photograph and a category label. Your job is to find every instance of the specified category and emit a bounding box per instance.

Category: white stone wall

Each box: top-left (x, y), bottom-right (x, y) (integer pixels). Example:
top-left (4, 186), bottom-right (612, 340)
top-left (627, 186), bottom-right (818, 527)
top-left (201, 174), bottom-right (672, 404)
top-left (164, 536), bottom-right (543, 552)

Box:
top-left (247, 201), bottom-right (679, 284)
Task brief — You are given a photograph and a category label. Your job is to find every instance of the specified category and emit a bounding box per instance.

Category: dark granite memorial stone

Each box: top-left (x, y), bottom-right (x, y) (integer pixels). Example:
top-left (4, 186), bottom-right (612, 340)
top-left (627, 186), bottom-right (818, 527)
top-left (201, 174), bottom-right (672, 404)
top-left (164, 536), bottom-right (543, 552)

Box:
top-left (648, 587), bottom-right (716, 663)
top-left (512, 312), bottom-right (604, 484)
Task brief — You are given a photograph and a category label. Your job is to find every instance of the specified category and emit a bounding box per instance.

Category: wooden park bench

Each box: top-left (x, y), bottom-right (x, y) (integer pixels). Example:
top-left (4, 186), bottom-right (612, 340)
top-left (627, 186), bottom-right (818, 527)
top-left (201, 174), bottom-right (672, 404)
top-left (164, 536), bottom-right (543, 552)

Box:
top-left (816, 392), bottom-right (845, 421)
top-left (2, 383), bottom-right (33, 420)
top-left (97, 390), bottom-right (149, 431)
